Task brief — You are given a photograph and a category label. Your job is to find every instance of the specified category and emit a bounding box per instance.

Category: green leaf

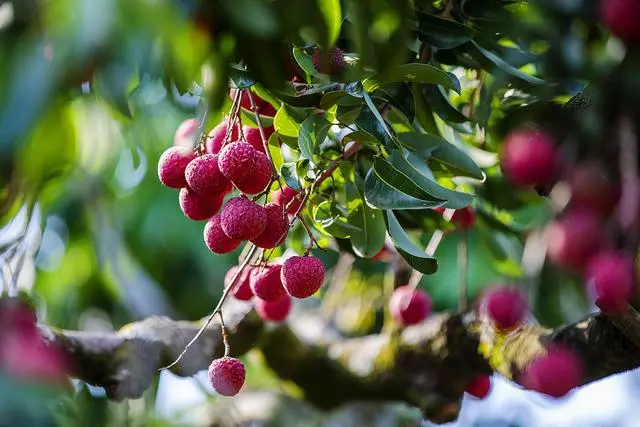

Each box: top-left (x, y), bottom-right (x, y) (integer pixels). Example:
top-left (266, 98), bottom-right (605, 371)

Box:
top-left (364, 63), bottom-right (461, 94)
top-left (398, 132), bottom-right (484, 180)
top-left (317, 0), bottom-right (342, 47)
top-left (342, 130), bottom-right (381, 146)
top-left (355, 106), bottom-right (393, 146)
top-left (385, 210), bottom-right (438, 274)
top-left (274, 104), bottom-right (305, 138)
top-left (346, 175), bottom-right (386, 258)
top-left (280, 162), bottom-right (302, 191)
top-left (469, 41), bottom-right (544, 87)
top-left (364, 168), bottom-right (445, 210)
top-left (362, 90), bottom-right (395, 143)
top-left (313, 200), bottom-right (360, 239)
top-left (229, 66), bottom-right (255, 89)
top-left (320, 90), bottom-right (361, 110)
top-left (293, 47), bottom-right (326, 79)
top-left (268, 131), bottom-right (284, 172)
top-left (422, 85), bottom-right (469, 124)
top-left (415, 14), bottom-right (473, 49)
top-left (298, 114), bottom-right (331, 161)
top-left (372, 156), bottom-right (444, 203)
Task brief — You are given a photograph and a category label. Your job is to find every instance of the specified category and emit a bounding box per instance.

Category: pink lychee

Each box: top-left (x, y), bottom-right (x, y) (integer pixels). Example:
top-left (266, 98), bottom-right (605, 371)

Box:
top-left (229, 89), bottom-right (276, 117)
top-left (185, 154), bottom-right (232, 195)
top-left (233, 152), bottom-right (272, 195)
top-left (179, 188), bottom-right (223, 221)
top-left (206, 118), bottom-right (239, 155)
top-left (465, 375), bottom-right (492, 399)
top-left (313, 47), bottom-right (345, 74)
top-left (250, 204), bottom-right (289, 249)
top-left (255, 294), bottom-right (292, 322)
top-left (567, 161), bottom-right (620, 215)
top-left (389, 286), bottom-right (432, 326)
top-left (271, 186), bottom-right (303, 215)
top-left (204, 215), bottom-right (242, 254)
top-left (174, 118), bottom-right (200, 149)
top-left (250, 264), bottom-right (286, 301)
top-left (500, 129), bottom-right (558, 187)
top-left (208, 356), bottom-right (246, 397)
top-left (220, 197), bottom-right (267, 240)
top-left (545, 209), bottom-right (603, 271)
top-left (158, 146), bottom-right (196, 189)
top-left (224, 265), bottom-right (254, 301)
top-left (434, 206), bottom-right (475, 231)
top-left (601, 0), bottom-right (640, 45)
top-left (480, 286), bottom-right (527, 331)
top-left (521, 345), bottom-right (583, 398)
top-left (585, 250), bottom-right (635, 313)
top-left (242, 125), bottom-right (275, 154)
top-left (218, 142), bottom-right (259, 184)
top-left (281, 256), bottom-right (325, 299)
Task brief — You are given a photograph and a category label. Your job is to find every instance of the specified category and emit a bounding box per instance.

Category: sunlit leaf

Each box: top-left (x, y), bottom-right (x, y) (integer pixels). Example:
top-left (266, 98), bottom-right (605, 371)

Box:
top-left (385, 210), bottom-right (438, 274)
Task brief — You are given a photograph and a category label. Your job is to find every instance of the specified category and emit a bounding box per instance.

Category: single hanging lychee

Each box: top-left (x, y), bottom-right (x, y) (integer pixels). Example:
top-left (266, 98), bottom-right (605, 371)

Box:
top-left (585, 250), bottom-right (635, 313)
top-left (185, 154), bottom-right (232, 195)
top-left (465, 375), bottom-right (492, 399)
top-left (204, 215), bottom-right (242, 254)
top-left (521, 345), bottom-right (583, 398)
top-left (208, 356), bottom-right (246, 397)
top-left (218, 142), bottom-right (259, 184)
top-left (224, 265), bottom-right (254, 301)
top-left (545, 209), bottom-right (603, 272)
top-left (219, 197), bottom-right (267, 241)
top-left (389, 286), bottom-right (432, 326)
top-left (250, 264), bottom-right (286, 301)
top-left (206, 118), bottom-right (239, 155)
top-left (174, 118), bottom-right (200, 149)
top-left (255, 294), bottom-right (292, 322)
top-left (480, 286), bottom-right (527, 331)
top-left (500, 129), bottom-right (558, 187)
top-left (233, 152), bottom-right (272, 195)
top-left (179, 188), bottom-right (223, 221)
top-left (271, 185), bottom-right (303, 215)
top-left (281, 256), bottom-right (325, 299)
top-left (242, 125), bottom-right (275, 154)
top-left (250, 204), bottom-right (289, 248)
top-left (313, 47), bottom-right (345, 74)
top-left (158, 146), bottom-right (196, 189)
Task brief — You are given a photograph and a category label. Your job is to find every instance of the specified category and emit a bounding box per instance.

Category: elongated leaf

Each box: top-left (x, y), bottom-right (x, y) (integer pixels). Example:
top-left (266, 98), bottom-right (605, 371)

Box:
top-left (364, 63), bottom-right (461, 94)
top-left (347, 175), bottom-right (386, 258)
top-left (364, 168), bottom-right (445, 210)
top-left (398, 132), bottom-right (484, 180)
top-left (415, 14), bottom-right (473, 49)
top-left (317, 0), bottom-right (342, 47)
top-left (268, 131), bottom-right (284, 172)
top-left (422, 85), bottom-right (469, 124)
top-left (355, 106), bottom-right (393, 145)
top-left (320, 90), bottom-right (361, 110)
top-left (314, 200), bottom-right (360, 239)
top-left (274, 104), bottom-right (305, 138)
top-left (293, 47), bottom-right (326, 79)
top-left (373, 156), bottom-right (444, 203)
top-left (298, 114), bottom-right (331, 161)
top-left (469, 41), bottom-right (544, 87)
top-left (342, 130), bottom-right (381, 146)
top-left (385, 210), bottom-right (438, 274)
top-left (280, 162), bottom-right (302, 191)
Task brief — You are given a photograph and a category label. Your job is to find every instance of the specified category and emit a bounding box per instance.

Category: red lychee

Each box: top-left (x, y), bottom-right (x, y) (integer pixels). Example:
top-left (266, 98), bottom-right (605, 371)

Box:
top-left (179, 188), bottom-right (223, 221)
top-left (206, 118), bottom-right (239, 155)
top-left (233, 152), bottom-right (272, 195)
top-left (174, 118), bottom-right (200, 149)
top-left (521, 345), bottom-right (583, 398)
top-left (585, 250), bottom-right (635, 313)
top-left (229, 88), bottom-right (276, 117)
top-left (434, 206), bottom-right (475, 231)
top-left (313, 47), bottom-right (345, 74)
top-left (224, 265), bottom-right (254, 301)
top-left (567, 161), bottom-right (620, 215)
top-left (389, 286), bottom-right (432, 327)
top-left (220, 197), bottom-right (267, 240)
top-left (255, 294), bottom-right (292, 322)
top-left (242, 125), bottom-right (275, 154)
top-left (545, 209), bottom-right (603, 271)
top-left (465, 375), bottom-right (492, 399)
top-left (218, 142), bottom-right (259, 184)
top-left (250, 204), bottom-right (289, 249)
top-left (158, 146), bottom-right (196, 189)
top-left (372, 246), bottom-right (392, 262)
top-left (271, 186), bottom-right (303, 215)
top-left (281, 256), bottom-right (325, 299)
top-left (208, 356), bottom-right (246, 397)
top-left (500, 129), bottom-right (558, 187)
top-left (185, 154), bottom-right (232, 195)
top-left (480, 286), bottom-right (527, 331)
top-left (601, 0), bottom-right (640, 45)
top-left (204, 215), bottom-right (242, 254)
top-left (250, 264), bottom-right (286, 301)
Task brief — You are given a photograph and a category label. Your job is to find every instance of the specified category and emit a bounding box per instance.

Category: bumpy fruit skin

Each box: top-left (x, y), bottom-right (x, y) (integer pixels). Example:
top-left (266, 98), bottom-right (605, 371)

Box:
top-left (434, 207), bottom-right (475, 231)
top-left (185, 154), bottom-right (231, 195)
top-left (567, 162), bottom-right (620, 215)
top-left (521, 345), bottom-right (583, 398)
top-left (500, 129), bottom-right (558, 187)
top-left (313, 47), bottom-right (345, 74)
top-left (224, 266), bottom-right (254, 301)
top-left (174, 118), bottom-right (200, 149)
top-left (250, 204), bottom-right (289, 248)
top-left (586, 250), bottom-right (635, 313)
top-left (250, 264), bottom-right (286, 301)
top-left (389, 286), bottom-right (432, 326)
top-left (207, 119), bottom-right (239, 154)
top-left (281, 256), bottom-right (325, 299)
top-left (208, 356), bottom-right (246, 397)
top-left (229, 88), bottom-right (276, 117)
top-left (465, 375), bottom-right (492, 399)
top-left (179, 188), bottom-right (223, 221)
top-left (220, 197), bottom-right (267, 240)
top-left (233, 152), bottom-right (272, 195)
top-left (272, 186), bottom-right (303, 215)
top-left (601, 0), bottom-right (640, 45)
top-left (255, 294), bottom-right (292, 322)
top-left (481, 286), bottom-right (527, 331)
top-left (218, 142), bottom-right (258, 184)
top-left (545, 209), bottom-right (603, 271)
top-left (243, 125), bottom-right (275, 154)
top-left (204, 215), bottom-right (242, 254)
top-left (158, 146), bottom-right (196, 189)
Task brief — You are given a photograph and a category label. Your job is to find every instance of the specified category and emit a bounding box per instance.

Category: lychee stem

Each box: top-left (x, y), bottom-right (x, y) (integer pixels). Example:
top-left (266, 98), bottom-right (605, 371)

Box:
top-left (218, 311), bottom-right (231, 357)
top-left (160, 244), bottom-right (259, 371)
top-left (246, 90), bottom-right (280, 180)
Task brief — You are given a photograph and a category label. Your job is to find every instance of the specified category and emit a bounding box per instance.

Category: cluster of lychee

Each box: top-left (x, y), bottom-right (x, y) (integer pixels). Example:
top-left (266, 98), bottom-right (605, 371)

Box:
top-left (500, 128), bottom-right (636, 315)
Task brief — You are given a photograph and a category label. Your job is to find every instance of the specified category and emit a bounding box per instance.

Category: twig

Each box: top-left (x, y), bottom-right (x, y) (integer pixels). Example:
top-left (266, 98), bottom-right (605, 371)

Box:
top-left (160, 244), bottom-right (259, 371)
top-left (218, 311), bottom-right (231, 357)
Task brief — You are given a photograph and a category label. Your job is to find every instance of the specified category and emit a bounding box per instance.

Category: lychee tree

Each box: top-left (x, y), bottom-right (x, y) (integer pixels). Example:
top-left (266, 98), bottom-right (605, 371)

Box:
top-left (2, 0), bottom-right (640, 425)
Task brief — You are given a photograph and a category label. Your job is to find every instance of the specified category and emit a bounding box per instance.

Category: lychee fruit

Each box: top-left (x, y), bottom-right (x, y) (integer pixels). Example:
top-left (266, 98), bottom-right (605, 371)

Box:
top-left (207, 118), bottom-right (239, 155)
top-left (218, 142), bottom-right (259, 184)
top-left (500, 129), bottom-right (558, 187)
top-left (271, 185), bottom-right (303, 215)
top-left (389, 286), bottom-right (432, 326)
top-left (480, 286), bottom-right (527, 331)
top-left (567, 161), bottom-right (620, 215)
top-left (208, 356), bottom-right (246, 397)
top-left (250, 264), bottom-right (286, 301)
top-left (545, 209), bottom-right (603, 271)
top-left (224, 265), bottom-right (254, 301)
top-left (601, 0), bottom-right (640, 45)
top-left (204, 215), bottom-right (242, 254)
top-left (229, 88), bottom-right (276, 117)
top-left (158, 146), bottom-right (196, 189)
top-left (255, 294), bottom-right (292, 322)
top-left (281, 256), bottom-right (325, 299)
top-left (372, 246), bottom-right (392, 262)
top-left (174, 118), bottom-right (200, 149)
top-left (585, 250), bottom-right (635, 313)
top-left (179, 188), bottom-right (223, 221)
top-left (521, 345), bottom-right (583, 398)
top-left (243, 125), bottom-right (275, 154)
top-left (233, 152), bottom-right (273, 195)
top-left (465, 375), bottom-right (492, 399)
top-left (185, 154), bottom-right (232, 195)
top-left (220, 197), bottom-right (267, 240)
top-left (313, 47), bottom-right (345, 74)
top-left (435, 206), bottom-right (475, 231)
top-left (250, 204), bottom-right (289, 249)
